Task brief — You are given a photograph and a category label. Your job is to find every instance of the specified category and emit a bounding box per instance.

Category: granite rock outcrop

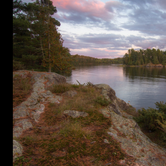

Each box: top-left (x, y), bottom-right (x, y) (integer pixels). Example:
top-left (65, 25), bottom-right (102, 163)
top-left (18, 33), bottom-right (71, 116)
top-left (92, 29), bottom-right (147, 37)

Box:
top-left (95, 84), bottom-right (166, 166)
top-left (13, 71), bottom-right (166, 165)
top-left (13, 70), bottom-right (66, 161)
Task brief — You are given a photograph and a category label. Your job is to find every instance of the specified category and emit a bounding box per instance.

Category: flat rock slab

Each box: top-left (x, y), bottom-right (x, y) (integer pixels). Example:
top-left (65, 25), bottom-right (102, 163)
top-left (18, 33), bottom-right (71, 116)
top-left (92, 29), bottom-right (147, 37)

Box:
top-left (107, 110), bottom-right (166, 166)
top-left (13, 105), bottom-right (29, 119)
top-left (13, 119), bottom-right (33, 138)
top-left (13, 140), bottom-right (23, 162)
top-left (63, 110), bottom-right (89, 118)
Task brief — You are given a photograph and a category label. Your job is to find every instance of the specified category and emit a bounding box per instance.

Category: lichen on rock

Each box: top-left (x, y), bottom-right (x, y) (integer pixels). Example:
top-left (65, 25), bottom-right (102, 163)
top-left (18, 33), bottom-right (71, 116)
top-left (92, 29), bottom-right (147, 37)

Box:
top-left (63, 110), bottom-right (89, 118)
top-left (13, 119), bottom-right (33, 138)
top-left (62, 90), bottom-right (77, 97)
top-left (13, 140), bottom-right (23, 162)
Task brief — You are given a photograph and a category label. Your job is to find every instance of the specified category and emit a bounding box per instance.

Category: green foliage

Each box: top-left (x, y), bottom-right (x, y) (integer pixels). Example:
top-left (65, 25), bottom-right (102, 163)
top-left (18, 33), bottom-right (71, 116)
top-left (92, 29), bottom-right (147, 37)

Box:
top-left (134, 108), bottom-right (162, 131)
top-left (156, 101), bottom-right (166, 114)
top-left (13, 60), bottom-right (25, 71)
top-left (50, 83), bottom-right (72, 93)
top-left (123, 48), bottom-right (166, 66)
top-left (13, 0), bottom-right (72, 73)
top-left (14, 156), bottom-right (32, 166)
top-left (71, 54), bottom-right (123, 66)
top-left (134, 102), bottom-right (166, 132)
top-left (94, 96), bottom-right (110, 106)
top-left (134, 101), bottom-right (166, 148)
top-left (71, 84), bottom-right (80, 89)
top-left (59, 121), bottom-right (91, 139)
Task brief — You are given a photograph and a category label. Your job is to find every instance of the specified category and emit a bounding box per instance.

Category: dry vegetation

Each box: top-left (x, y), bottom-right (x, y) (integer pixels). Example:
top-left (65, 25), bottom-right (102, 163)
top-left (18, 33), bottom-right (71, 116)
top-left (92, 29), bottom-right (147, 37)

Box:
top-left (13, 83), bottom-right (135, 166)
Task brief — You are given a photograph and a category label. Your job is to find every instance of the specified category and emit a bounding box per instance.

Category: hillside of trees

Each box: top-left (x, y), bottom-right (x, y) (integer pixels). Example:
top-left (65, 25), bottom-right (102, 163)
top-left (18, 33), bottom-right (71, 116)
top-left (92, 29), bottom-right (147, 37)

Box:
top-left (123, 48), bottom-right (166, 66)
top-left (71, 54), bottom-right (123, 66)
top-left (13, 0), bottom-right (72, 74)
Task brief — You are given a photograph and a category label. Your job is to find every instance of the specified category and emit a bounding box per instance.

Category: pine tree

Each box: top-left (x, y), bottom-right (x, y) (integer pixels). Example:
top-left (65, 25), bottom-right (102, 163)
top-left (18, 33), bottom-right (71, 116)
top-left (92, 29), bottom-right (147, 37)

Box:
top-left (13, 0), bottom-right (71, 72)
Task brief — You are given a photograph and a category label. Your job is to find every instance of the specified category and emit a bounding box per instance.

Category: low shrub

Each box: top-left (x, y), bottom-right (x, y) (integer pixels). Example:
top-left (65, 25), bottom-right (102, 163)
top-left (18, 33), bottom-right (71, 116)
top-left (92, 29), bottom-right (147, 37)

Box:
top-left (50, 83), bottom-right (72, 93)
top-left (13, 60), bottom-right (25, 71)
top-left (13, 73), bottom-right (33, 107)
top-left (134, 101), bottom-right (166, 148)
top-left (94, 96), bottom-right (110, 106)
top-left (134, 102), bottom-right (166, 132)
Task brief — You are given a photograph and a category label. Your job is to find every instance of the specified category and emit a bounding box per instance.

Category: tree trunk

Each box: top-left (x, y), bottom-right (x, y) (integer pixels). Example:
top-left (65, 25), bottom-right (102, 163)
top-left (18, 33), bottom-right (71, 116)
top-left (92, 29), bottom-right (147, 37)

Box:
top-left (48, 42), bottom-right (51, 72)
top-left (40, 36), bottom-right (44, 58)
top-left (48, 2), bottom-right (51, 72)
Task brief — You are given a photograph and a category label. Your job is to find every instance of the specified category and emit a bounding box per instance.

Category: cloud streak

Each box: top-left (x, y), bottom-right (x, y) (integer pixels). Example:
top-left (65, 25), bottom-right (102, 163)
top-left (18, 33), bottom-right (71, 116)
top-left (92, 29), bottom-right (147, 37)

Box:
top-left (62, 32), bottom-right (166, 58)
top-left (22, 0), bottom-right (166, 58)
top-left (53, 0), bottom-right (113, 22)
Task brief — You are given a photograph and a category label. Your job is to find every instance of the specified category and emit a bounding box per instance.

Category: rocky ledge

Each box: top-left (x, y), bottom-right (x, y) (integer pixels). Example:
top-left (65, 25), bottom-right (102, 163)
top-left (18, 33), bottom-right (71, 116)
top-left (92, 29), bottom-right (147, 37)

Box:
top-left (13, 70), bottom-right (166, 165)
top-left (13, 70), bottom-right (66, 161)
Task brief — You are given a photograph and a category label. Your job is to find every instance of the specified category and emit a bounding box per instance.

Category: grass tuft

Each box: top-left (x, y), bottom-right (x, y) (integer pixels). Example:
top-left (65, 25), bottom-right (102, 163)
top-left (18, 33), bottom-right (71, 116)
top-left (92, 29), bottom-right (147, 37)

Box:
top-left (49, 83), bottom-right (72, 93)
top-left (94, 96), bottom-right (110, 106)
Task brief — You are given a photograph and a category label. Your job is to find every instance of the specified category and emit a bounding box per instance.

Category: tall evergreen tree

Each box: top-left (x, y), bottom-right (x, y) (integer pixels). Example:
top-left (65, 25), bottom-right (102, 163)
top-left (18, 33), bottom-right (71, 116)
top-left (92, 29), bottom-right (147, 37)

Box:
top-left (13, 0), bottom-right (71, 72)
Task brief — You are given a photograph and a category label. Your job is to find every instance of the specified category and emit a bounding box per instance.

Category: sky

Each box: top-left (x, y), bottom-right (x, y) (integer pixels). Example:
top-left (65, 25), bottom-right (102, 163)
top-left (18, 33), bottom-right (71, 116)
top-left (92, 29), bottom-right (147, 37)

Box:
top-left (22, 0), bottom-right (166, 59)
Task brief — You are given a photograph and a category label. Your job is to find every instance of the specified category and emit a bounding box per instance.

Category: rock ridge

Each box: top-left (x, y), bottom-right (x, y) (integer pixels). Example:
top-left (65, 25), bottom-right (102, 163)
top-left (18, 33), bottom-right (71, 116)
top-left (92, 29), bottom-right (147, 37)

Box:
top-left (95, 84), bottom-right (166, 166)
top-left (13, 70), bottom-right (66, 161)
top-left (13, 71), bottom-right (166, 165)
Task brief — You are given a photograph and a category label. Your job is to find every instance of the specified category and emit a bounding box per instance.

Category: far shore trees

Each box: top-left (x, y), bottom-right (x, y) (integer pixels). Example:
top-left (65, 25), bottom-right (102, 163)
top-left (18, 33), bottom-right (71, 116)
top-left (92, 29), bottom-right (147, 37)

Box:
top-left (123, 48), bottom-right (166, 66)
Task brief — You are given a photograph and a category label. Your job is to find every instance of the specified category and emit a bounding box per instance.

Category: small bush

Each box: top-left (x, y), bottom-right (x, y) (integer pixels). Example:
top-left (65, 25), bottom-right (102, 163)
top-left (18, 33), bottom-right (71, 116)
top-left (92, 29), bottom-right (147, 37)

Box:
top-left (13, 60), bottom-right (25, 71)
top-left (71, 84), bottom-right (80, 89)
top-left (13, 73), bottom-right (33, 107)
top-left (134, 102), bottom-right (166, 132)
top-left (94, 96), bottom-right (110, 106)
top-left (50, 83), bottom-right (71, 93)
top-left (134, 101), bottom-right (166, 148)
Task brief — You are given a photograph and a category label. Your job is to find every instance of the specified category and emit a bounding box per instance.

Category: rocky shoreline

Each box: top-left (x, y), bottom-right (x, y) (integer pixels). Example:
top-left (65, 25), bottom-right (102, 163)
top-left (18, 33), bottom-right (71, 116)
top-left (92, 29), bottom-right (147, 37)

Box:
top-left (13, 70), bottom-right (166, 165)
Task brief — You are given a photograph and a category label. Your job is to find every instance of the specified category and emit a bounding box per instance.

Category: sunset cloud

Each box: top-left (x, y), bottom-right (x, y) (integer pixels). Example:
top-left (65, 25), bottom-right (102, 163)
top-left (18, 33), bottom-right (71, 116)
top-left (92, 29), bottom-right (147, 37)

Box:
top-left (62, 32), bottom-right (166, 58)
top-left (53, 0), bottom-right (113, 23)
top-left (22, 0), bottom-right (166, 58)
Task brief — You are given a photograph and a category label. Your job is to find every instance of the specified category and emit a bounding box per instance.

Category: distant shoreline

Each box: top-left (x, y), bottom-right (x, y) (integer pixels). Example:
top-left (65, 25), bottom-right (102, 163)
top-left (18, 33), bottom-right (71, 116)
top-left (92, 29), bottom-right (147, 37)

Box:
top-left (119, 63), bottom-right (166, 67)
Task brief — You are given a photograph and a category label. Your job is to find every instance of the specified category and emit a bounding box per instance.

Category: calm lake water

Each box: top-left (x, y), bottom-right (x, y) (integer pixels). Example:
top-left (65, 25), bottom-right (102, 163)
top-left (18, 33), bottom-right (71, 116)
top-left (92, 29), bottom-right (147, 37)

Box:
top-left (65, 65), bottom-right (166, 110)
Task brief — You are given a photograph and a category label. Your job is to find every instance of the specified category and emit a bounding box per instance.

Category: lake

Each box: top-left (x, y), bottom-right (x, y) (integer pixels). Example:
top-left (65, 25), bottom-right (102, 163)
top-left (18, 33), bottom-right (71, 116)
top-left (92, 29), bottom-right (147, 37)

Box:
top-left (65, 65), bottom-right (166, 110)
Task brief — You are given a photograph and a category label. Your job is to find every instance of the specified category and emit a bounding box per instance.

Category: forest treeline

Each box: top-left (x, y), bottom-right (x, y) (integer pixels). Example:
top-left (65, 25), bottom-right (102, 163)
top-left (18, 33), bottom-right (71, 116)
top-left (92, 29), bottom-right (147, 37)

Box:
top-left (123, 48), bottom-right (166, 66)
top-left (71, 54), bottom-right (123, 66)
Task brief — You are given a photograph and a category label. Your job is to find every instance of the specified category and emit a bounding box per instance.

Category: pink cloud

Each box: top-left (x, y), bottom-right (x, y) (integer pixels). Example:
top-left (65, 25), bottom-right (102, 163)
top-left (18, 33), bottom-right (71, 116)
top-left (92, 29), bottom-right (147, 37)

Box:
top-left (53, 0), bottom-right (113, 21)
top-left (69, 47), bottom-right (124, 59)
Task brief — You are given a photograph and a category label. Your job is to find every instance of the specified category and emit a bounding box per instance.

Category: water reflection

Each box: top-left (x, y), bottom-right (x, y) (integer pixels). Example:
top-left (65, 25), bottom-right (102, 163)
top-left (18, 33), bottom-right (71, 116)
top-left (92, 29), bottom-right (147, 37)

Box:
top-left (123, 67), bottom-right (166, 81)
top-left (66, 65), bottom-right (166, 110)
